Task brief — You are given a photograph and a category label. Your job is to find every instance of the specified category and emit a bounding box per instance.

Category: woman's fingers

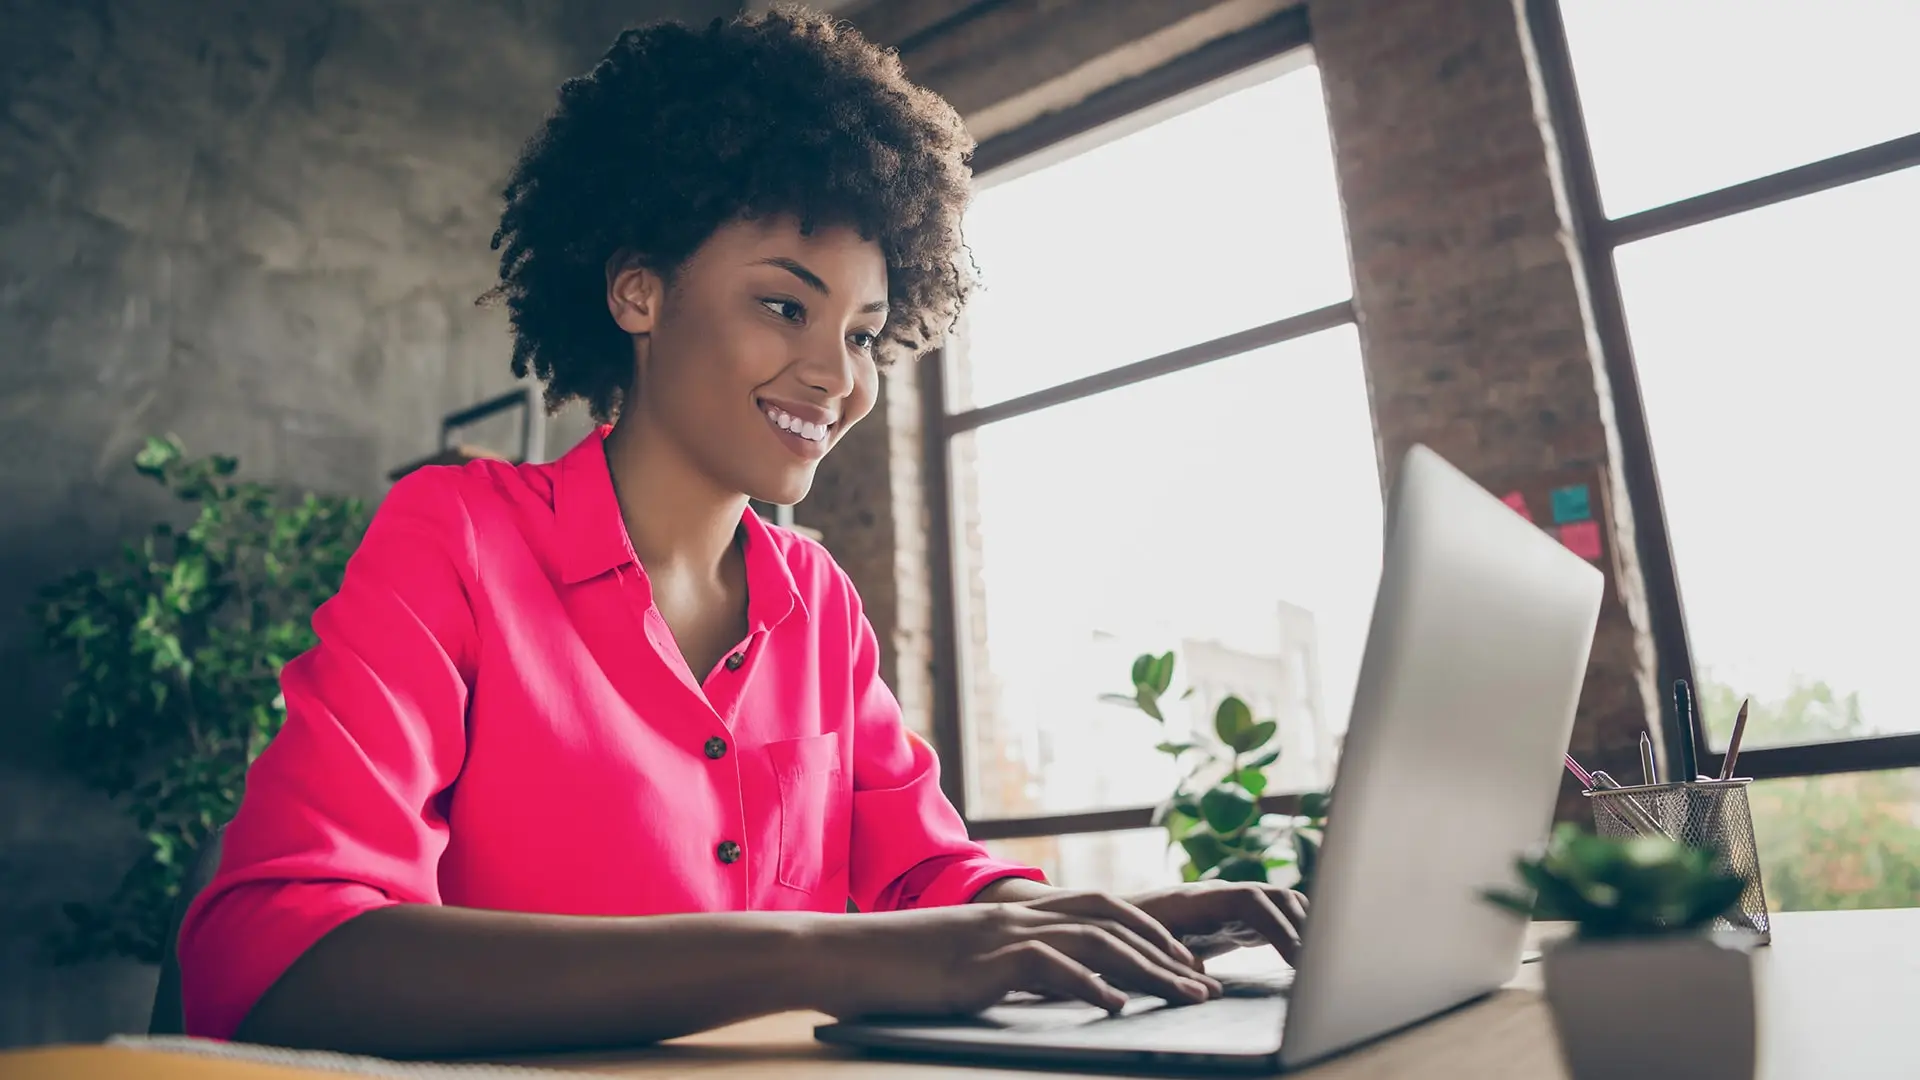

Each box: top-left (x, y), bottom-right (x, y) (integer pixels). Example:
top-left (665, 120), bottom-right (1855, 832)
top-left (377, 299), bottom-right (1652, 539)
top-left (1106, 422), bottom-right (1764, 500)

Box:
top-left (1039, 924), bottom-right (1214, 1004)
top-left (964, 885), bottom-right (1309, 1017)
top-left (1267, 885), bottom-right (1309, 925)
top-left (1233, 888), bottom-right (1306, 963)
top-left (1027, 903), bottom-right (1214, 990)
top-left (1090, 919), bottom-right (1221, 998)
top-left (987, 940), bottom-right (1127, 1013)
top-left (1031, 891), bottom-right (1200, 969)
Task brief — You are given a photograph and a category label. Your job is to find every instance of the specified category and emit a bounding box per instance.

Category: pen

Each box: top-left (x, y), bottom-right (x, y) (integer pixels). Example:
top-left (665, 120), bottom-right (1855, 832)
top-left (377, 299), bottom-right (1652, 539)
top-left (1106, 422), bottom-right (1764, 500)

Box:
top-left (1590, 770), bottom-right (1671, 839)
top-left (1719, 698), bottom-right (1752, 780)
top-left (1564, 753), bottom-right (1595, 788)
top-left (1672, 679), bottom-right (1700, 783)
top-left (1639, 730), bottom-right (1657, 786)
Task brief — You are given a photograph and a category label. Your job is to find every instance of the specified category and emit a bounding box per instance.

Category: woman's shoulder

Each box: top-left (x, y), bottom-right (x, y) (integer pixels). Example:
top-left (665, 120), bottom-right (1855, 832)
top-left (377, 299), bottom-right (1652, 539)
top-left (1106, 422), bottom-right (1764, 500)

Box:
top-left (756, 518), bottom-right (837, 582)
top-left (367, 457), bottom-right (561, 571)
top-left (380, 457), bottom-right (559, 522)
top-left (751, 519), bottom-right (883, 633)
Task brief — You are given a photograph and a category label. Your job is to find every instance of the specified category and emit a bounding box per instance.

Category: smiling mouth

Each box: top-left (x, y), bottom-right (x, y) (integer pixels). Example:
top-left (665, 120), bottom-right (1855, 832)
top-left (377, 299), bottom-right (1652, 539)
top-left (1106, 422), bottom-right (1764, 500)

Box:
top-left (758, 399), bottom-right (838, 460)
top-left (762, 403), bottom-right (832, 443)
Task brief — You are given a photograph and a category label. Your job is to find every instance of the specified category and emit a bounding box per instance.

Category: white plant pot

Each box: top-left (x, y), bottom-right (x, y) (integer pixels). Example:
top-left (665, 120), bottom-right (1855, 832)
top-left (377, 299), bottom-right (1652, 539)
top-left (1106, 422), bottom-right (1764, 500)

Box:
top-left (1542, 933), bottom-right (1757, 1080)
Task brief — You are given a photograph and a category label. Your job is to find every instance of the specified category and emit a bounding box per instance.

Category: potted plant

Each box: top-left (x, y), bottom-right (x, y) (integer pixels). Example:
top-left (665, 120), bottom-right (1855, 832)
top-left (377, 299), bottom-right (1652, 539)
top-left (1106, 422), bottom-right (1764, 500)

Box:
top-left (1483, 824), bottom-right (1759, 1080)
top-left (1105, 651), bottom-right (1331, 894)
top-left (29, 435), bottom-right (369, 964)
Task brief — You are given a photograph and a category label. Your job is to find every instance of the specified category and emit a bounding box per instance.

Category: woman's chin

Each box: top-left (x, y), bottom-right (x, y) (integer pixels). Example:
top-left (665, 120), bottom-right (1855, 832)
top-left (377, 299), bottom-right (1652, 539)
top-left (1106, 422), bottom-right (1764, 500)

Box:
top-left (744, 470), bottom-right (816, 510)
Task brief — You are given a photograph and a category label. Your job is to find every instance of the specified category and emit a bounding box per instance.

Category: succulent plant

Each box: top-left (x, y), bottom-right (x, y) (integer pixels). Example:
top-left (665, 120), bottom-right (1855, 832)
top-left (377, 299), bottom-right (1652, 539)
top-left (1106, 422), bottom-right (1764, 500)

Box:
top-left (1483, 823), bottom-right (1748, 940)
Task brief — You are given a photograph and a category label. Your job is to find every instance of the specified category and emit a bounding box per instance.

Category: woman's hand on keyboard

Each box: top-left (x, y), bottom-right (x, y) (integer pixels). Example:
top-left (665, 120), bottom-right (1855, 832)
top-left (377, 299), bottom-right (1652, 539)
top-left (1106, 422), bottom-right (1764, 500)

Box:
top-left (1124, 880), bottom-right (1310, 963)
top-left (811, 895), bottom-right (1223, 1019)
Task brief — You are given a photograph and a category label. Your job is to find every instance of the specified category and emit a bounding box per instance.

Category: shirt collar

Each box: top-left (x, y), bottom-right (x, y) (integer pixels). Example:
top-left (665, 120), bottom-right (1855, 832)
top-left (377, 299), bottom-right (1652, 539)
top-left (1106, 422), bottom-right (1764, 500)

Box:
top-left (555, 425), bottom-right (807, 631)
top-left (736, 496), bottom-right (808, 633)
top-left (555, 425), bottom-right (636, 586)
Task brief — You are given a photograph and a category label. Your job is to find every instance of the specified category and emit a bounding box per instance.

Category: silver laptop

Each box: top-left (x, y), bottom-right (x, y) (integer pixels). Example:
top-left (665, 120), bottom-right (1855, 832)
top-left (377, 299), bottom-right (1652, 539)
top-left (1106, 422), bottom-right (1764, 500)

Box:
top-left (816, 444), bottom-right (1605, 1072)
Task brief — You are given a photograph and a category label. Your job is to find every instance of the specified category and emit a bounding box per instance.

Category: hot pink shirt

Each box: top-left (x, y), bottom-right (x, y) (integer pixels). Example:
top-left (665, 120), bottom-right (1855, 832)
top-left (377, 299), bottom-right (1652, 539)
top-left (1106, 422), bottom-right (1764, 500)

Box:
top-left (177, 425), bottom-right (1042, 1040)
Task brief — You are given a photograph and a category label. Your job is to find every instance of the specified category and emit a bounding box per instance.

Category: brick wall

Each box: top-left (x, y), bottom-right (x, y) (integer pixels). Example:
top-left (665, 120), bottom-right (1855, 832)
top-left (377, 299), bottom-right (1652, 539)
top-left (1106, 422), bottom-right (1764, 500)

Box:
top-left (792, 364), bottom-right (932, 737)
top-left (1311, 0), bottom-right (1662, 819)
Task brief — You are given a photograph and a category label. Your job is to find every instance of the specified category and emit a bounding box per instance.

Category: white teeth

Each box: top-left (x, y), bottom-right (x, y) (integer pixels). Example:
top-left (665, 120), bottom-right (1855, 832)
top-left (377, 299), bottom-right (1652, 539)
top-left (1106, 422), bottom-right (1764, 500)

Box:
top-left (766, 408), bottom-right (828, 443)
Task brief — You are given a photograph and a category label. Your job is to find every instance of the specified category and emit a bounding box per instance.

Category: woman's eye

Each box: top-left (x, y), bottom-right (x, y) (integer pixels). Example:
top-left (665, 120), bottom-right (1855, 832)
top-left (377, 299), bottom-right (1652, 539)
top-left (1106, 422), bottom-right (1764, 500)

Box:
top-left (761, 298), bottom-right (805, 322)
top-left (850, 330), bottom-right (878, 352)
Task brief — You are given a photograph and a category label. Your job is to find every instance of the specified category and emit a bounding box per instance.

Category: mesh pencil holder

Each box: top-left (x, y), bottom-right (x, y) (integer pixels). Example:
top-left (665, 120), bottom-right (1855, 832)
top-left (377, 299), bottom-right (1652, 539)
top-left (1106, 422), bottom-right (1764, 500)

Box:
top-left (1584, 779), bottom-right (1771, 944)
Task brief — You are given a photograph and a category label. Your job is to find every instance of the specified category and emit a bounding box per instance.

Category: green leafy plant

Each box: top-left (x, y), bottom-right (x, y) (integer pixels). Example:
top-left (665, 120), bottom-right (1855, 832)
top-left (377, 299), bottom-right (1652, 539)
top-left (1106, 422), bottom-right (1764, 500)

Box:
top-left (1482, 824), bottom-right (1747, 940)
top-left (29, 435), bottom-right (370, 963)
top-left (1105, 650), bottom-right (1330, 891)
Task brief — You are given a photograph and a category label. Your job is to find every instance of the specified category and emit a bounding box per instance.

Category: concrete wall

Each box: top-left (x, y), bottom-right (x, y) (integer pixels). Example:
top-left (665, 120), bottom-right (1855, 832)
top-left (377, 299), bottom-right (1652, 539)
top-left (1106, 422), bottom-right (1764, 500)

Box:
top-left (0, 0), bottom-right (733, 1046)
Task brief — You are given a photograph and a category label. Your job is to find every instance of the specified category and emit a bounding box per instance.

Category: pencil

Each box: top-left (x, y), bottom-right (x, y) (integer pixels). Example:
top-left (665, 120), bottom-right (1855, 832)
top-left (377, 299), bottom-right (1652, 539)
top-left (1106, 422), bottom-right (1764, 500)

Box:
top-left (1719, 698), bottom-right (1752, 780)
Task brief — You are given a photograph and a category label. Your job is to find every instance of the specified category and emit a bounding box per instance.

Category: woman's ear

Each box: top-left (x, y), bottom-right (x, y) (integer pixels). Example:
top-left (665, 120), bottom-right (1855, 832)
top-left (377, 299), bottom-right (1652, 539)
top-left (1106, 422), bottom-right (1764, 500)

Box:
top-left (606, 252), bottom-right (663, 335)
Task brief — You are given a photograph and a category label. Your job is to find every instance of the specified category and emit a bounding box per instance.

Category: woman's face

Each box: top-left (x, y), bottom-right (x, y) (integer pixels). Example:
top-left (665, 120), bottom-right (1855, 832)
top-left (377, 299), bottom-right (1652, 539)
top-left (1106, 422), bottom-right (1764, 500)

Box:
top-left (609, 215), bottom-right (888, 506)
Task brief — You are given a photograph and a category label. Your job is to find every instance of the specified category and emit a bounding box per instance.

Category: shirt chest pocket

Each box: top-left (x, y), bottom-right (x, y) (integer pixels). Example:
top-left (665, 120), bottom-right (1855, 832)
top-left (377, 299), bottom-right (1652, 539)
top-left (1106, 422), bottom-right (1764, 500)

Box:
top-left (766, 732), bottom-right (849, 894)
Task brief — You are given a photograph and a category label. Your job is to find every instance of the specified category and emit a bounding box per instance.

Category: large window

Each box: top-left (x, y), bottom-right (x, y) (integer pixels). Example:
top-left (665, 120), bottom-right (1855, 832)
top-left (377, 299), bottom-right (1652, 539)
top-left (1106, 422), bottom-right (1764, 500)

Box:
top-left (1535, 0), bottom-right (1920, 909)
top-left (924, 34), bottom-right (1372, 891)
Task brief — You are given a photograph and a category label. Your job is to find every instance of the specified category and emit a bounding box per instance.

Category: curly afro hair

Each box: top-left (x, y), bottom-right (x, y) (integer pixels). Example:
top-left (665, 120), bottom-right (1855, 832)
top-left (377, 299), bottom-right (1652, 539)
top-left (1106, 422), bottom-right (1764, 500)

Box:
top-left (482, 6), bottom-right (977, 423)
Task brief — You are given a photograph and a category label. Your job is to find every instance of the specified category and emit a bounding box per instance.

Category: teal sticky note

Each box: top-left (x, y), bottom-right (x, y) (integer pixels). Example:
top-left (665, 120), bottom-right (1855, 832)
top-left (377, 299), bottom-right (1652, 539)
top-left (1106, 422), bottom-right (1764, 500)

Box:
top-left (1551, 484), bottom-right (1591, 524)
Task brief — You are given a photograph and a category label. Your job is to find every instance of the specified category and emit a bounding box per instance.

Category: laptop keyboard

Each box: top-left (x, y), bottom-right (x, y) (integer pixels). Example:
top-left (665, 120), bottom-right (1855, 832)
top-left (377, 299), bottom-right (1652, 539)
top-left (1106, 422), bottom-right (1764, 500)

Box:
top-left (1214, 969), bottom-right (1297, 998)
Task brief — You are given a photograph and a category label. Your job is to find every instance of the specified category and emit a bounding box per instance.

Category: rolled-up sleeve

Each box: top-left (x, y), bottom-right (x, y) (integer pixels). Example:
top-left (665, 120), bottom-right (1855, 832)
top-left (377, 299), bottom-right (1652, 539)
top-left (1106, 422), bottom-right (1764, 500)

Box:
top-left (176, 469), bottom-right (478, 1041)
top-left (840, 574), bottom-right (1045, 913)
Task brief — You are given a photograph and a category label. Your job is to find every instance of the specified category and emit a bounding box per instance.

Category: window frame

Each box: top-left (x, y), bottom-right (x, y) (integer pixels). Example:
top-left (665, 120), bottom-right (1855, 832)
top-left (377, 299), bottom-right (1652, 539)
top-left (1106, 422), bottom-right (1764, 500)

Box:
top-left (1526, 0), bottom-right (1920, 782)
top-left (918, 7), bottom-right (1341, 841)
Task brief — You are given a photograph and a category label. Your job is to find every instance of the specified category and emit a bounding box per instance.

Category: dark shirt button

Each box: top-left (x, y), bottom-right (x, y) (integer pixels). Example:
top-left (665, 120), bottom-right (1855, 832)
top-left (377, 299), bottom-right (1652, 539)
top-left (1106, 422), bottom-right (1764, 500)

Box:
top-left (717, 840), bottom-right (742, 864)
top-left (724, 651), bottom-right (746, 672)
top-left (704, 736), bottom-right (728, 760)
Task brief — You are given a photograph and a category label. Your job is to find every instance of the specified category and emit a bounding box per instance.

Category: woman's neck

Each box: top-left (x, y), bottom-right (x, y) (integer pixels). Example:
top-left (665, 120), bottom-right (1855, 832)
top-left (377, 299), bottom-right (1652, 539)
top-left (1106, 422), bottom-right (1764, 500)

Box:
top-left (601, 414), bottom-right (748, 581)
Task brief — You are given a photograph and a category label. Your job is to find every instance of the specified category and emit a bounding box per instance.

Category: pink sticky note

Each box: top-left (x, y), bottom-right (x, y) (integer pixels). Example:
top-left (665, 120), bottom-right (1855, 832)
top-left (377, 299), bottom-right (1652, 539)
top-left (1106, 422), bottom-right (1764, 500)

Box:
top-left (1500, 491), bottom-right (1532, 521)
top-left (1559, 520), bottom-right (1602, 561)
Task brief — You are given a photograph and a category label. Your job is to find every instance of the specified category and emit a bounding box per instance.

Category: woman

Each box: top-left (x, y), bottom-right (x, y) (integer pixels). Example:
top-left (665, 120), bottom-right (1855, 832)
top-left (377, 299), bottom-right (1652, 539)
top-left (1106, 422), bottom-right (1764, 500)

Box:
top-left (178, 7), bottom-right (1309, 1057)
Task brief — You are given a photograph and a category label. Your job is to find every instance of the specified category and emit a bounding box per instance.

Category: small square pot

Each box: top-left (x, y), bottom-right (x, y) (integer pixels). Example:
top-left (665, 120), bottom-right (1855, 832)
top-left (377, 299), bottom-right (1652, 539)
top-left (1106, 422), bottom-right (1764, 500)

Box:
top-left (1542, 932), bottom-right (1758, 1080)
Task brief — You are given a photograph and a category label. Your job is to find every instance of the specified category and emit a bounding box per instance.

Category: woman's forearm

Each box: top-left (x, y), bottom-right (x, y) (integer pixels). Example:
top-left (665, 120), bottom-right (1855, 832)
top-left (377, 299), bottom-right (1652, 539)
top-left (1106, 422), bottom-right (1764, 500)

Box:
top-left (235, 903), bottom-right (836, 1058)
top-left (971, 876), bottom-right (1057, 903)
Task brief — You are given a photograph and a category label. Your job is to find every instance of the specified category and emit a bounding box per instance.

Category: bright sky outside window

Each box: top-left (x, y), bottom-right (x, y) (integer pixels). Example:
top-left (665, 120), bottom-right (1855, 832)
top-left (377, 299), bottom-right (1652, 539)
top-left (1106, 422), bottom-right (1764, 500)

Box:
top-left (956, 59), bottom-right (1351, 410)
top-left (1559, 0), bottom-right (1920, 217)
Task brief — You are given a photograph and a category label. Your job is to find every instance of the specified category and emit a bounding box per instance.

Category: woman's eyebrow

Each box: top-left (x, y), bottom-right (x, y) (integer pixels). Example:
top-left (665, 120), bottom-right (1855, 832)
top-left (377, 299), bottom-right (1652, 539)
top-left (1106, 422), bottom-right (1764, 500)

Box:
top-left (756, 256), bottom-right (888, 313)
top-left (756, 256), bottom-right (831, 294)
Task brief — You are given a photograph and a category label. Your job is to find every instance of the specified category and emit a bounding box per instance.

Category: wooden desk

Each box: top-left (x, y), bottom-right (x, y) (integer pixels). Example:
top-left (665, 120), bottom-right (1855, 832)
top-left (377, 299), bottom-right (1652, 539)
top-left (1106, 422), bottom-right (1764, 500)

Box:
top-left (6, 909), bottom-right (1917, 1080)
